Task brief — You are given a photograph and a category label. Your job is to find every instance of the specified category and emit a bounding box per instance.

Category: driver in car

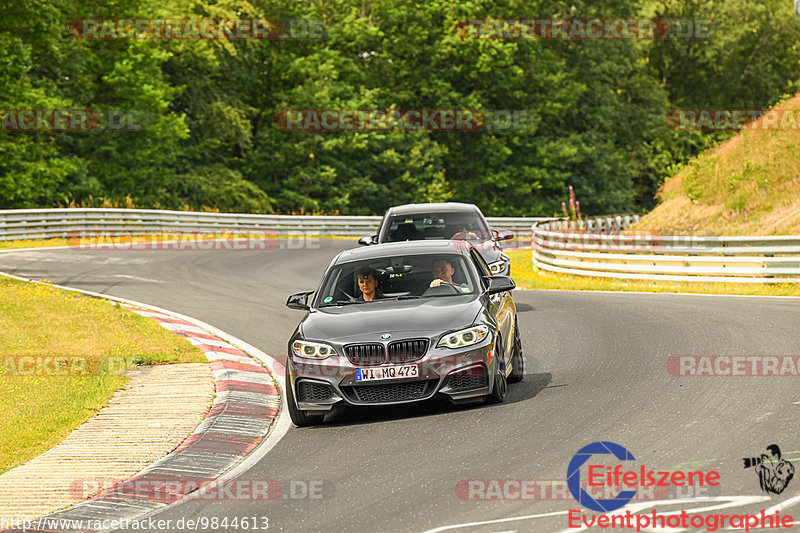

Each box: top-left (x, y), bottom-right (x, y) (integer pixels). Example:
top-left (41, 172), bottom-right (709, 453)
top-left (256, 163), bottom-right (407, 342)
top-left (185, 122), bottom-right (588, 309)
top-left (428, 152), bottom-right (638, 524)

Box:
top-left (357, 268), bottom-right (383, 301)
top-left (429, 259), bottom-right (469, 291)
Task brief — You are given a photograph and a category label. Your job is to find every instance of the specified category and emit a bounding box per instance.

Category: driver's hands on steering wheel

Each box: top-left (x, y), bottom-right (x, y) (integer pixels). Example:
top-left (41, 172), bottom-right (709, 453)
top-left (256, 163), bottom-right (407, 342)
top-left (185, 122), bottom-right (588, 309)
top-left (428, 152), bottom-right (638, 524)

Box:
top-left (430, 278), bottom-right (451, 288)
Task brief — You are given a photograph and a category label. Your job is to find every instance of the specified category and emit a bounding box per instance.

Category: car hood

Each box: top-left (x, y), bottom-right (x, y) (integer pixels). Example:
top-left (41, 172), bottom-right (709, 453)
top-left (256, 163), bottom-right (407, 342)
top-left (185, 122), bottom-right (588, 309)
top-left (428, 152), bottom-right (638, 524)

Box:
top-left (301, 296), bottom-right (485, 343)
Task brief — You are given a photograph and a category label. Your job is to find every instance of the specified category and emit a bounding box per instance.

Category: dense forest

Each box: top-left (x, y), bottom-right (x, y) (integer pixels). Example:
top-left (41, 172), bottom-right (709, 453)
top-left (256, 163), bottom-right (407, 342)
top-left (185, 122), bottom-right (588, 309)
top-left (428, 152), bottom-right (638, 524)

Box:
top-left (2, 0), bottom-right (799, 216)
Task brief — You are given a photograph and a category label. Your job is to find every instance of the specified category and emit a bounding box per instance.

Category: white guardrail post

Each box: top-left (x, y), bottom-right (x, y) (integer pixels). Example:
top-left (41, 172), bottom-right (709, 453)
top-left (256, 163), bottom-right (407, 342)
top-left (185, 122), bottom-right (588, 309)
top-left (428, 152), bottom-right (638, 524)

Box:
top-left (530, 216), bottom-right (800, 283)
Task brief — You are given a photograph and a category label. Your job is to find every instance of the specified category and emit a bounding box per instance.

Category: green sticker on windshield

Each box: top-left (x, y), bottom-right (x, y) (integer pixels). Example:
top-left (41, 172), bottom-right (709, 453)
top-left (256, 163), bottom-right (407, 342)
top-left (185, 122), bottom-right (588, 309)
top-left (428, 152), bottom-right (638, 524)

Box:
top-left (323, 296), bottom-right (333, 303)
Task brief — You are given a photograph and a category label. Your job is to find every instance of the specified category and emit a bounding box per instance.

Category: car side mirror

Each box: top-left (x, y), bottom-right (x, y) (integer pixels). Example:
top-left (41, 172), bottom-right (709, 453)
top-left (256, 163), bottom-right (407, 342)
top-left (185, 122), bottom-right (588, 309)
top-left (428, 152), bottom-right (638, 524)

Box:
top-left (493, 229), bottom-right (514, 241)
top-left (485, 275), bottom-right (515, 295)
top-left (358, 234), bottom-right (377, 246)
top-left (286, 290), bottom-right (314, 310)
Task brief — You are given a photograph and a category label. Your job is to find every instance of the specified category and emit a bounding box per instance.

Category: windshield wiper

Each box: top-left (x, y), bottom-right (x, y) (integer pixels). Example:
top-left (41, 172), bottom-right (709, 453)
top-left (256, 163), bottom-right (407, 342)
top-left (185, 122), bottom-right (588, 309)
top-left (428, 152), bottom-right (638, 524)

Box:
top-left (396, 295), bottom-right (420, 300)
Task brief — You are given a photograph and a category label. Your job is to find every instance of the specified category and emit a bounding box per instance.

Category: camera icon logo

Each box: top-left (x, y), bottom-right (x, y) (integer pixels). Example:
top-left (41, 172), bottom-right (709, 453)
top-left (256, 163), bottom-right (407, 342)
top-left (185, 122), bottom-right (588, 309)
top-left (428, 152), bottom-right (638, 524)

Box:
top-left (567, 441), bottom-right (637, 513)
top-left (743, 444), bottom-right (795, 495)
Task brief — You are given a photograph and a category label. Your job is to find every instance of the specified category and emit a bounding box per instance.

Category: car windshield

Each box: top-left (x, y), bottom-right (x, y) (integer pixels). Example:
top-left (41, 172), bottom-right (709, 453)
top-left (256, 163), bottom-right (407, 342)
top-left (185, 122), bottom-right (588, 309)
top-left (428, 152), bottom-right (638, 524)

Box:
top-left (380, 211), bottom-right (491, 243)
top-left (316, 254), bottom-right (478, 306)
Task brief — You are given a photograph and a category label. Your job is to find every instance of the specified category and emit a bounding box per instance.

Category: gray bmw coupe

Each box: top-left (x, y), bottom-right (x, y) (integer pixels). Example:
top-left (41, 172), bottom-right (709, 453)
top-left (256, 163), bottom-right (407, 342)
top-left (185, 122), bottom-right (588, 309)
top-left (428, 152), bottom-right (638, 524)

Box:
top-left (284, 240), bottom-right (523, 427)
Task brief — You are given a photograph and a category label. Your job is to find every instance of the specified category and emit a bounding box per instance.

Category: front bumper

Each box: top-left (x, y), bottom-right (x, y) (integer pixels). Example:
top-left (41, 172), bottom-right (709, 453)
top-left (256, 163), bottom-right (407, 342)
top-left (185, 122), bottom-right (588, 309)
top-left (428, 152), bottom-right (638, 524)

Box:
top-left (288, 342), bottom-right (494, 410)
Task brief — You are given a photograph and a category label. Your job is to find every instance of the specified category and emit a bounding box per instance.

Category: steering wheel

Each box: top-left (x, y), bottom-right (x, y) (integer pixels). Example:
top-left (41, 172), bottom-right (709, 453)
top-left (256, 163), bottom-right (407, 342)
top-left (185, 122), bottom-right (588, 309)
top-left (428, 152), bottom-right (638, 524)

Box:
top-left (421, 283), bottom-right (463, 297)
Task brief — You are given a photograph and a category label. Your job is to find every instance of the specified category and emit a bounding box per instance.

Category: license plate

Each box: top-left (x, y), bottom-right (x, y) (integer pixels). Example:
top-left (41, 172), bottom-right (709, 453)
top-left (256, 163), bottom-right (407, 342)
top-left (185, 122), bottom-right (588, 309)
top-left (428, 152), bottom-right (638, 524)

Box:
top-left (355, 364), bottom-right (419, 382)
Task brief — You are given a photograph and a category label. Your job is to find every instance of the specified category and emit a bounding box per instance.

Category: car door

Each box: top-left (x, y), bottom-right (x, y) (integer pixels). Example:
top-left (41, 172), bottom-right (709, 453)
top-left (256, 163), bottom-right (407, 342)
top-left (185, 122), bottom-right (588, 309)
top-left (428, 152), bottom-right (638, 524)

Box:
top-left (469, 250), bottom-right (515, 370)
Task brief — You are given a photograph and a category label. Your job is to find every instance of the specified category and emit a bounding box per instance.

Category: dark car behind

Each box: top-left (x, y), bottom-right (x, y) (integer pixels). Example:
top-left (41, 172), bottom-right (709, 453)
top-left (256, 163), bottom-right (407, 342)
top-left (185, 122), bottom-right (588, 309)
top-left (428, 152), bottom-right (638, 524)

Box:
top-left (358, 202), bottom-right (515, 276)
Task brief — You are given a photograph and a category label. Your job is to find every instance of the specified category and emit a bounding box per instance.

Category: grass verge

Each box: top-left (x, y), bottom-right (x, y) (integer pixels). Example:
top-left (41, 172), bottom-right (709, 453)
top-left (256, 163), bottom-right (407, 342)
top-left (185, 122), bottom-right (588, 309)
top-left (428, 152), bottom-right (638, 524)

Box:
top-left (0, 276), bottom-right (206, 474)
top-left (507, 249), bottom-right (800, 297)
top-left (634, 94), bottom-right (800, 236)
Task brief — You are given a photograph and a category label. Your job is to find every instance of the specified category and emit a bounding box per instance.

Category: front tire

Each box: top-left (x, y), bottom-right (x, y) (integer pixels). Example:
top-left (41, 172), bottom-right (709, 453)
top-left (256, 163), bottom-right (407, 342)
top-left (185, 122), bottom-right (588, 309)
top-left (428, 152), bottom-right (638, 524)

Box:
top-left (487, 335), bottom-right (508, 404)
top-left (286, 375), bottom-right (325, 427)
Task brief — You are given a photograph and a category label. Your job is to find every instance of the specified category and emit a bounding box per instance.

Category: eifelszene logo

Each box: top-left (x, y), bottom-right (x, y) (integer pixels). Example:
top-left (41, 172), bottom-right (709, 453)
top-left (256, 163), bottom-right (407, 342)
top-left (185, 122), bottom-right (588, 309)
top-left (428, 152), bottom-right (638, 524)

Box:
top-left (743, 444), bottom-right (795, 495)
top-left (567, 441), bottom-right (721, 513)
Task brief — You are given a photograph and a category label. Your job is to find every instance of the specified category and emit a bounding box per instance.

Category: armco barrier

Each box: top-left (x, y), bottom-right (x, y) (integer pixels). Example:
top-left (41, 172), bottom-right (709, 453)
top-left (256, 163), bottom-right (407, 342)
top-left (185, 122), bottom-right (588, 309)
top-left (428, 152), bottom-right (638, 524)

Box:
top-left (532, 216), bottom-right (800, 283)
top-left (0, 208), bottom-right (549, 241)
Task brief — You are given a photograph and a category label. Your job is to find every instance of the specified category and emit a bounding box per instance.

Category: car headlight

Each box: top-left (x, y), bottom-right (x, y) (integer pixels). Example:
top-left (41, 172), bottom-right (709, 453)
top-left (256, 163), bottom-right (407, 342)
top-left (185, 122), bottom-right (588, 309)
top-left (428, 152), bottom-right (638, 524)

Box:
top-left (438, 325), bottom-right (491, 349)
top-left (488, 260), bottom-right (507, 274)
top-left (292, 340), bottom-right (336, 359)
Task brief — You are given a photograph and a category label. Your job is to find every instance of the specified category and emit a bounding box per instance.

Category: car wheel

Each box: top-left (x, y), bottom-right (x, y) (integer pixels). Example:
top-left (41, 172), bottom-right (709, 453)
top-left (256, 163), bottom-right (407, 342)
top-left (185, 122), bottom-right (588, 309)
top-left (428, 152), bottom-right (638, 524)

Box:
top-left (487, 335), bottom-right (507, 404)
top-left (286, 375), bottom-right (325, 427)
top-left (508, 316), bottom-right (524, 383)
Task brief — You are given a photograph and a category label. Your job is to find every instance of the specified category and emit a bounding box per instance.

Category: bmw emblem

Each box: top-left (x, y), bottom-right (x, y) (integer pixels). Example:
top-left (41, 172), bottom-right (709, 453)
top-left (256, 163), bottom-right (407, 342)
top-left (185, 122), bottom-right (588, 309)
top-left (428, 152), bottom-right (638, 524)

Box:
top-left (380, 333), bottom-right (391, 340)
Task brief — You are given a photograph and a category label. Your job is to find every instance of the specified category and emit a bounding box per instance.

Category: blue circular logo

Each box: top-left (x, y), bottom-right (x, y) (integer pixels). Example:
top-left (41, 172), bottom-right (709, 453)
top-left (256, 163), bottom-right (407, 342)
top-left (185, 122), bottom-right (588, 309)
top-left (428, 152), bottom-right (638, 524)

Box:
top-left (567, 441), bottom-right (637, 513)
top-left (380, 333), bottom-right (391, 340)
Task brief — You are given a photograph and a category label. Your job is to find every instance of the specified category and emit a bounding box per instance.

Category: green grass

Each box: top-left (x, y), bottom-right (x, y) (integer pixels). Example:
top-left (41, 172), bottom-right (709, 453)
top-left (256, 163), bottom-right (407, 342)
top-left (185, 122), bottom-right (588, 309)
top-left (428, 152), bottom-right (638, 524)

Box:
top-left (507, 249), bottom-right (800, 296)
top-left (0, 276), bottom-right (205, 474)
top-left (635, 93), bottom-right (800, 236)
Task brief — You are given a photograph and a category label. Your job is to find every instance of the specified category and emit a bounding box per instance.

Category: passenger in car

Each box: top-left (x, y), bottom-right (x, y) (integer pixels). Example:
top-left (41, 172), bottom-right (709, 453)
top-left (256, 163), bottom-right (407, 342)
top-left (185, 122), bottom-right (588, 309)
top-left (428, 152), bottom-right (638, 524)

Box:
top-left (357, 268), bottom-right (383, 301)
top-left (429, 259), bottom-right (467, 289)
top-left (448, 226), bottom-right (480, 241)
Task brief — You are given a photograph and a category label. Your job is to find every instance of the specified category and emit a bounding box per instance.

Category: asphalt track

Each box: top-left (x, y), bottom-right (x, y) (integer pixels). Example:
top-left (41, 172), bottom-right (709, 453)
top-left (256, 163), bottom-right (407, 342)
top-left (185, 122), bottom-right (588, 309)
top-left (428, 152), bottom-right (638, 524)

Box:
top-left (2, 240), bottom-right (800, 533)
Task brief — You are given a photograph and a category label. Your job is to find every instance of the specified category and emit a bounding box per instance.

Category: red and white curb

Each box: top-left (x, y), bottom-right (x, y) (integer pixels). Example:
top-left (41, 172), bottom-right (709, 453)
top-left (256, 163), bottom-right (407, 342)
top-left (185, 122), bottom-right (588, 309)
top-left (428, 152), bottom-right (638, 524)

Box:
top-left (0, 271), bottom-right (290, 533)
top-left (125, 306), bottom-right (281, 453)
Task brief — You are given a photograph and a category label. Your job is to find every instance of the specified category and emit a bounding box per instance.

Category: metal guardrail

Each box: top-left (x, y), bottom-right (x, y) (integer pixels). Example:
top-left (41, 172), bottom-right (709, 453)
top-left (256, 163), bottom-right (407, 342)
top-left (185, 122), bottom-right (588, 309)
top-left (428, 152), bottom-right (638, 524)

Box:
top-left (5, 208), bottom-right (796, 282)
top-left (0, 208), bottom-right (549, 241)
top-left (532, 216), bottom-right (800, 283)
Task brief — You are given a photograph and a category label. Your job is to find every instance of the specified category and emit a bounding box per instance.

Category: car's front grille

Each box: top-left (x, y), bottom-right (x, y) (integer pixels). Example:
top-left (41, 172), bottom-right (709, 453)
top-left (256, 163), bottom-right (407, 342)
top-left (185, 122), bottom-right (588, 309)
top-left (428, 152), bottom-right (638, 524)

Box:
top-left (447, 366), bottom-right (488, 391)
top-left (297, 381), bottom-right (334, 402)
top-left (344, 380), bottom-right (434, 403)
top-left (387, 339), bottom-right (428, 363)
top-left (345, 343), bottom-right (386, 366)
